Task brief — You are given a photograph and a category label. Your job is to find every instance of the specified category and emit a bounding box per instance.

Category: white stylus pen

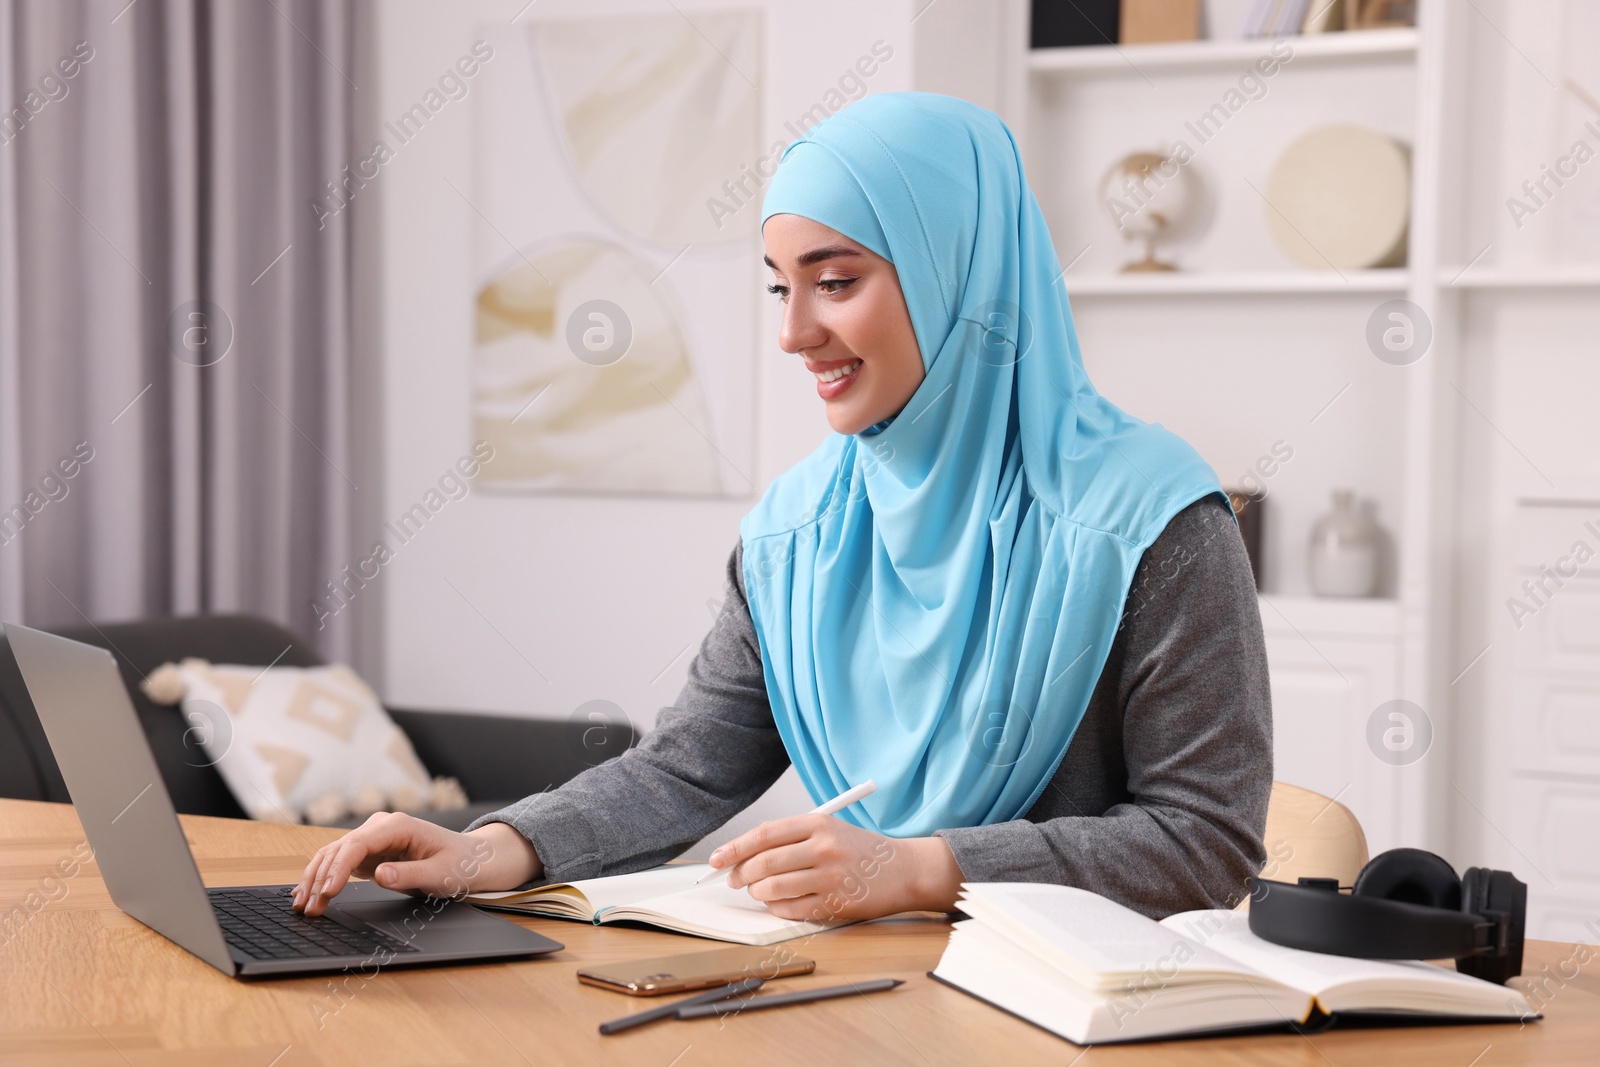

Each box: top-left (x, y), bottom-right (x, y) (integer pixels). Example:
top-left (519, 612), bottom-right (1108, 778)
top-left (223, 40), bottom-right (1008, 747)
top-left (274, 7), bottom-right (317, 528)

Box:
top-left (693, 779), bottom-right (878, 887)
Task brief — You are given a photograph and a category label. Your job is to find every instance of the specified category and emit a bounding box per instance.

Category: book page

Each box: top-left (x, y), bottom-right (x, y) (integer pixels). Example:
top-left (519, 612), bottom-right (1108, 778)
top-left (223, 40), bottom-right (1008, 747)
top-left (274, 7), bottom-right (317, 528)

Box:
top-left (957, 883), bottom-right (1270, 992)
top-left (935, 920), bottom-right (1313, 1045)
top-left (1160, 909), bottom-right (1533, 1017)
top-left (467, 863), bottom-right (712, 914)
top-left (604, 880), bottom-right (834, 944)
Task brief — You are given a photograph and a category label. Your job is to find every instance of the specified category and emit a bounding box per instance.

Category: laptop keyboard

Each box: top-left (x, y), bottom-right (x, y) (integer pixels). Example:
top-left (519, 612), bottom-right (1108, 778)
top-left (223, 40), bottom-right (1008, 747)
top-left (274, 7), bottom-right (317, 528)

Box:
top-left (209, 886), bottom-right (420, 961)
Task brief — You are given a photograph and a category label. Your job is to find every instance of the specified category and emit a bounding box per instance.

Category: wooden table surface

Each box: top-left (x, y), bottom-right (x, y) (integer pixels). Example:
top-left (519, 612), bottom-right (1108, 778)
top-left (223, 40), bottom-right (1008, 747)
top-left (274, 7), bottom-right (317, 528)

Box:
top-left (1, 798), bottom-right (1594, 1066)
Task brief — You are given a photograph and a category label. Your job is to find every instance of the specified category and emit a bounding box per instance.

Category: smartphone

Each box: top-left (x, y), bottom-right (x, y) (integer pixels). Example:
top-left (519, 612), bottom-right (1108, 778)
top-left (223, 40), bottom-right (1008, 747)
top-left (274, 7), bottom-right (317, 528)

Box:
top-left (577, 945), bottom-right (816, 996)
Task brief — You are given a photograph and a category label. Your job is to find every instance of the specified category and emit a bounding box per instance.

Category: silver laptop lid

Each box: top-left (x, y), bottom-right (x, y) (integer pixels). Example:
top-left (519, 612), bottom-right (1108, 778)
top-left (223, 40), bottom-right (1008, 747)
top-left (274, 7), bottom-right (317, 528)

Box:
top-left (4, 623), bottom-right (235, 974)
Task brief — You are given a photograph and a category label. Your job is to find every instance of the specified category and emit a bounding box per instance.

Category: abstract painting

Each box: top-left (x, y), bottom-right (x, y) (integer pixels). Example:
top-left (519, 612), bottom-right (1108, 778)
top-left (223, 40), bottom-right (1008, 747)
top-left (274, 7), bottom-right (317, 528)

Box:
top-left (470, 9), bottom-right (763, 496)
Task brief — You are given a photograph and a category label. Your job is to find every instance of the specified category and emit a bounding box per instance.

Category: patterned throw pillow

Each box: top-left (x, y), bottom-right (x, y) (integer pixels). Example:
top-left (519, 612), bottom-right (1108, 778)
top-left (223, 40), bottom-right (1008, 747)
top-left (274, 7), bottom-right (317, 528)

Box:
top-left (140, 659), bottom-right (467, 825)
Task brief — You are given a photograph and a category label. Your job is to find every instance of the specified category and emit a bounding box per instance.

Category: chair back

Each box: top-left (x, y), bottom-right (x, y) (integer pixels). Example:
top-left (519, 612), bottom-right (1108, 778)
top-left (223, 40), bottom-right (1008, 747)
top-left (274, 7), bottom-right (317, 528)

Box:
top-left (1236, 780), bottom-right (1369, 912)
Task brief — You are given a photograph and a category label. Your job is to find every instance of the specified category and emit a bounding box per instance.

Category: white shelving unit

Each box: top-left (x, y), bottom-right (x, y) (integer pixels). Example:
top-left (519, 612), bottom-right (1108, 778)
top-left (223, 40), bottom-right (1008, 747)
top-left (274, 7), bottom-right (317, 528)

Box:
top-left (920, 0), bottom-right (1599, 936)
top-left (993, 7), bottom-right (1453, 859)
top-left (1259, 593), bottom-right (1403, 639)
top-left (1063, 268), bottom-right (1408, 297)
top-left (1438, 267), bottom-right (1600, 290)
top-left (1029, 26), bottom-right (1417, 73)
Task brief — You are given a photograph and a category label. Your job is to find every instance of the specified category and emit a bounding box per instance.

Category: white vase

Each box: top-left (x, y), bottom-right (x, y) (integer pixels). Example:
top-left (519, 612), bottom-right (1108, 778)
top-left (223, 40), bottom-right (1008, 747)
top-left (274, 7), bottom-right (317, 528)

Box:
top-left (1308, 489), bottom-right (1380, 597)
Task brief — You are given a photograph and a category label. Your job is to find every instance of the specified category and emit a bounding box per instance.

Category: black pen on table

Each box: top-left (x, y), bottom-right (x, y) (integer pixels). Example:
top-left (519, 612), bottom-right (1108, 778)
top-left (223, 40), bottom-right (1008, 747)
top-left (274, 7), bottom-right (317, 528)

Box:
top-left (598, 977), bottom-right (765, 1035)
top-left (674, 977), bottom-right (904, 1019)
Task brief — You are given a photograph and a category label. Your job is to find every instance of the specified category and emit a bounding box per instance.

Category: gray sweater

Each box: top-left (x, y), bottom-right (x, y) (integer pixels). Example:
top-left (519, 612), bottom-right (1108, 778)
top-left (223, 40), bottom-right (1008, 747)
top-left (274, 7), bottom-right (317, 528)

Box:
top-left (466, 493), bottom-right (1273, 919)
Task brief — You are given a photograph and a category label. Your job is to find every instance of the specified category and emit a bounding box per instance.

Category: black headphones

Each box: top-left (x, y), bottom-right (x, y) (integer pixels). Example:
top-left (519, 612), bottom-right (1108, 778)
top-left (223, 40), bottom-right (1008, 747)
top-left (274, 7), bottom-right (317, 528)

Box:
top-left (1247, 847), bottom-right (1527, 985)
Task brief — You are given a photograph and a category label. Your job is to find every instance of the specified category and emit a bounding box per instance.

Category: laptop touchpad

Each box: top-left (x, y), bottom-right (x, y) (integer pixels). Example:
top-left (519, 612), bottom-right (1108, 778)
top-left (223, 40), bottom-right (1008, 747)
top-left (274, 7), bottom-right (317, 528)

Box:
top-left (334, 899), bottom-right (453, 938)
top-left (334, 896), bottom-right (543, 952)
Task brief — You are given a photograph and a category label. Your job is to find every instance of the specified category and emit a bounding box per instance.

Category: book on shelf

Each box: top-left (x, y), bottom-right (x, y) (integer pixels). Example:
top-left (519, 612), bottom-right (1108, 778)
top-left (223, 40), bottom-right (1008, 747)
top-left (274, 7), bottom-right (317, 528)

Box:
top-left (1302, 0), bottom-right (1348, 33)
top-left (464, 863), bottom-right (841, 946)
top-left (930, 882), bottom-right (1537, 1045)
top-left (1242, 0), bottom-right (1279, 37)
top-left (1243, 0), bottom-right (1318, 37)
top-left (1276, 0), bottom-right (1313, 35)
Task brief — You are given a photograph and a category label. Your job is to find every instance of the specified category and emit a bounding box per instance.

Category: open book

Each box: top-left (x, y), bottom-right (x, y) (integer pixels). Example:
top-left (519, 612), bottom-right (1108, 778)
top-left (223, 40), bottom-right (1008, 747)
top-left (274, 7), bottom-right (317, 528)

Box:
top-left (463, 863), bottom-right (838, 946)
top-left (931, 883), bottom-right (1537, 1045)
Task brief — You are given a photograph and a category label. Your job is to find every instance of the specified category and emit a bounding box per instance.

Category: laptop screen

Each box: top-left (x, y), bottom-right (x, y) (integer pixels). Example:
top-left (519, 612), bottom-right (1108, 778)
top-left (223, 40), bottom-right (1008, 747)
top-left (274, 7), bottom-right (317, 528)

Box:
top-left (4, 623), bottom-right (235, 973)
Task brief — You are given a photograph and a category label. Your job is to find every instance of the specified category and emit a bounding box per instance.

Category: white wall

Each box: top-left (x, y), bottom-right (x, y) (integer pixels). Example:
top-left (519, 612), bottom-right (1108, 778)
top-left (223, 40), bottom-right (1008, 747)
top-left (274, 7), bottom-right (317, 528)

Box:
top-left (369, 0), bottom-right (914, 853)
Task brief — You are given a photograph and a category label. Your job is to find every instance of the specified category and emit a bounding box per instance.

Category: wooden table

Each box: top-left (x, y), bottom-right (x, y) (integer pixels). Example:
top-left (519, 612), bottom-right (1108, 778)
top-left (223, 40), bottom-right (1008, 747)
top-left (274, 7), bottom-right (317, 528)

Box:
top-left (0, 799), bottom-right (1594, 1065)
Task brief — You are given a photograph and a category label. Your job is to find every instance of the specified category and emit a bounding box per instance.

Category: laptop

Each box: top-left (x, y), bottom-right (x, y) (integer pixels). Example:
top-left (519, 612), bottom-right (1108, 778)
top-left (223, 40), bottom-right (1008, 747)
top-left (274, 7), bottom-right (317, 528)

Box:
top-left (4, 622), bottom-right (564, 979)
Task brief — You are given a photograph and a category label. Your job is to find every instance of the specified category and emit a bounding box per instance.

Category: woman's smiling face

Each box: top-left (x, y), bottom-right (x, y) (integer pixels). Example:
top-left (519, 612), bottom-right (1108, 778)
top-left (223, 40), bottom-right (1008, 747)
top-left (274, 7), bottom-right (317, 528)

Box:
top-left (762, 213), bottom-right (925, 435)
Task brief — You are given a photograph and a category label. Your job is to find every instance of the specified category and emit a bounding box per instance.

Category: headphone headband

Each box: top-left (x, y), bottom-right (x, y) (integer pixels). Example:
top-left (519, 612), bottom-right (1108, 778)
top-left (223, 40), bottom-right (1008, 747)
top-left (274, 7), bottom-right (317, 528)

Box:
top-left (1248, 878), bottom-right (1507, 960)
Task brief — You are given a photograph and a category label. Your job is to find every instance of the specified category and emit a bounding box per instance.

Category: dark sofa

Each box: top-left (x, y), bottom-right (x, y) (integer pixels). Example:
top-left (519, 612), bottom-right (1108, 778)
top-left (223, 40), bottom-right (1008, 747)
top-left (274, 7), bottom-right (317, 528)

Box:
top-left (0, 614), bottom-right (628, 832)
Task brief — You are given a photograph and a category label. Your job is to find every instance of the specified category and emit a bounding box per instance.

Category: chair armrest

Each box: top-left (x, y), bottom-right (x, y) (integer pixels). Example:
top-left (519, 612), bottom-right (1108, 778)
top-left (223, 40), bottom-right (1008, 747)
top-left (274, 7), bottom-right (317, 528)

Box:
top-left (385, 707), bottom-right (638, 805)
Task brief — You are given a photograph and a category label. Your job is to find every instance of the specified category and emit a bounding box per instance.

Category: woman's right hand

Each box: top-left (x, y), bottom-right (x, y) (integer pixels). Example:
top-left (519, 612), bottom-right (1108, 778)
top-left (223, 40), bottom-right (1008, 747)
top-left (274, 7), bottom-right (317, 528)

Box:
top-left (291, 813), bottom-right (543, 916)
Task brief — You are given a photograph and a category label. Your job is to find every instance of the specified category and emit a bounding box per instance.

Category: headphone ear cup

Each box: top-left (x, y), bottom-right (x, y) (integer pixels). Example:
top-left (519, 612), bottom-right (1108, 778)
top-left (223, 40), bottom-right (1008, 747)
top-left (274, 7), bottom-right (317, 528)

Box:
top-left (1352, 848), bottom-right (1462, 910)
top-left (1455, 868), bottom-right (1527, 985)
top-left (1459, 865), bottom-right (1490, 914)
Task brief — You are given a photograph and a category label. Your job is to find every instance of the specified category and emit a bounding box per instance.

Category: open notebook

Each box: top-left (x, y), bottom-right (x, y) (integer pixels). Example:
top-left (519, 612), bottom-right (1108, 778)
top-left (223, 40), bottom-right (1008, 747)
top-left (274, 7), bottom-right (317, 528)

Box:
top-left (931, 883), bottom-right (1537, 1045)
top-left (463, 864), bottom-right (839, 946)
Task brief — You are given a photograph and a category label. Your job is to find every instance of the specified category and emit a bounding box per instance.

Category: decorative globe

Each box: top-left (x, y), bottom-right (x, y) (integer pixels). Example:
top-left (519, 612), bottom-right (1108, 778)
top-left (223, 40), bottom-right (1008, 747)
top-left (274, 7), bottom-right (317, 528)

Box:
top-left (1098, 150), bottom-right (1197, 272)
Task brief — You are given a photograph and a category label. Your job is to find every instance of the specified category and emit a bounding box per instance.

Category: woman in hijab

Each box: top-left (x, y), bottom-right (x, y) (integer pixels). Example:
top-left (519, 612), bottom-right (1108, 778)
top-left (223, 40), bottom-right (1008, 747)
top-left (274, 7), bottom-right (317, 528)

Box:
top-left (294, 92), bottom-right (1272, 924)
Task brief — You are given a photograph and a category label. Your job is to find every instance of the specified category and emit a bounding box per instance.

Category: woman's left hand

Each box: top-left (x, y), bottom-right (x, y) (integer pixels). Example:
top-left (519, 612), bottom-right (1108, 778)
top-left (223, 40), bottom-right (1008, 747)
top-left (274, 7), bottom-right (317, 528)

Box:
top-left (709, 814), bottom-right (964, 922)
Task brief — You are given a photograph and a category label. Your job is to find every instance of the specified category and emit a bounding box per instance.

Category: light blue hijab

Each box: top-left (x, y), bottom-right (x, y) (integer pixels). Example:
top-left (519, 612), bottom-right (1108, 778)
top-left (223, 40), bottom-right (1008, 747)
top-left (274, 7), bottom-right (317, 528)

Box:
top-left (743, 92), bottom-right (1229, 838)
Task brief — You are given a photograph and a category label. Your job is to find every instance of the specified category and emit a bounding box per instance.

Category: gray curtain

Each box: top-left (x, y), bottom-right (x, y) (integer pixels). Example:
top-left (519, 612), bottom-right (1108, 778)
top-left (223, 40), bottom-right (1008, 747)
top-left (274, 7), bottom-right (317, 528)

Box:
top-left (0, 0), bottom-right (372, 663)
